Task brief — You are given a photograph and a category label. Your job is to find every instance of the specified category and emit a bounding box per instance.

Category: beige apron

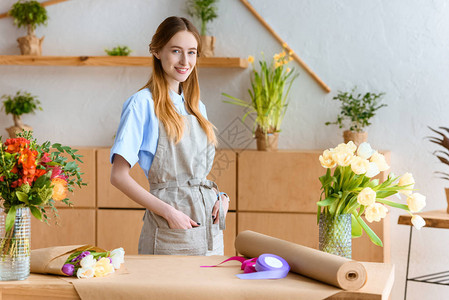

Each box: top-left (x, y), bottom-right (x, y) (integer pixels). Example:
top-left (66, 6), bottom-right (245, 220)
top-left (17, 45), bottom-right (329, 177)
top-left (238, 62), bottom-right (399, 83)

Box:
top-left (138, 115), bottom-right (225, 256)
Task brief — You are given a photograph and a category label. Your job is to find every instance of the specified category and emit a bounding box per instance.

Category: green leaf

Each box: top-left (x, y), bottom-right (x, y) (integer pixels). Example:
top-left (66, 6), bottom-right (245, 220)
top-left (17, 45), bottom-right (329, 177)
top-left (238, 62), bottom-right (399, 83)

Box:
top-left (317, 196), bottom-right (337, 207)
top-left (355, 215), bottom-right (383, 246)
top-left (351, 214), bottom-right (362, 238)
top-left (16, 191), bottom-right (29, 204)
top-left (5, 206), bottom-right (17, 232)
top-left (376, 198), bottom-right (409, 210)
top-left (30, 206), bottom-right (42, 220)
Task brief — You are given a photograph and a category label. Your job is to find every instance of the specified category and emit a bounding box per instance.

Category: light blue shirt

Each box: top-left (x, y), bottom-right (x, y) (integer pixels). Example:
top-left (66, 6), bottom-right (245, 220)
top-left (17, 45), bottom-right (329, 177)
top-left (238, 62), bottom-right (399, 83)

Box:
top-left (110, 88), bottom-right (208, 178)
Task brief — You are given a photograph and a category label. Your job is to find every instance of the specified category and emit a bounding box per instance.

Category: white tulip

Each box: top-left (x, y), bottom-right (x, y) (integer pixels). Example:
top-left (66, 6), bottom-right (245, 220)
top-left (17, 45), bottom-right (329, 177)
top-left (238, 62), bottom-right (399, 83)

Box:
top-left (351, 156), bottom-right (370, 175)
top-left (370, 151), bottom-right (390, 172)
top-left (332, 150), bottom-right (353, 167)
top-left (398, 173), bottom-right (415, 196)
top-left (357, 142), bottom-right (374, 159)
top-left (407, 193), bottom-right (426, 213)
top-left (80, 254), bottom-right (96, 269)
top-left (365, 203), bottom-right (388, 222)
top-left (365, 162), bottom-right (380, 178)
top-left (319, 149), bottom-right (337, 169)
top-left (110, 247), bottom-right (125, 269)
top-left (77, 267), bottom-right (95, 279)
top-left (357, 187), bottom-right (377, 206)
top-left (411, 215), bottom-right (426, 230)
top-left (335, 142), bottom-right (357, 154)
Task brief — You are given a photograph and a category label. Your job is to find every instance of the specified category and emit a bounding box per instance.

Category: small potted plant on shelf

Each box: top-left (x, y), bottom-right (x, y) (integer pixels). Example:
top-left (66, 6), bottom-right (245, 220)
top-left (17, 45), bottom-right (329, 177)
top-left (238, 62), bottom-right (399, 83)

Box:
top-left (186, 0), bottom-right (219, 57)
top-left (223, 46), bottom-right (299, 151)
top-left (1, 90), bottom-right (42, 138)
top-left (426, 126), bottom-right (449, 213)
top-left (9, 0), bottom-right (48, 55)
top-left (325, 88), bottom-right (386, 146)
top-left (105, 45), bottom-right (132, 56)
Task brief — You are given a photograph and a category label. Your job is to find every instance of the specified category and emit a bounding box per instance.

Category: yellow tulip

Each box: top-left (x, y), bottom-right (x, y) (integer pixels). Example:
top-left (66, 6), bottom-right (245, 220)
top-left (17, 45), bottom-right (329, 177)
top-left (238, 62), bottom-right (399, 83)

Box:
top-left (247, 55), bottom-right (255, 64)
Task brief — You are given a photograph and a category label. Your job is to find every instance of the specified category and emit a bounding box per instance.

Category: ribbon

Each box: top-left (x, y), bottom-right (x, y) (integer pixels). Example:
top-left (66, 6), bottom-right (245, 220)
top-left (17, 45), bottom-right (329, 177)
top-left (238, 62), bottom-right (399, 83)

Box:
top-left (201, 254), bottom-right (290, 280)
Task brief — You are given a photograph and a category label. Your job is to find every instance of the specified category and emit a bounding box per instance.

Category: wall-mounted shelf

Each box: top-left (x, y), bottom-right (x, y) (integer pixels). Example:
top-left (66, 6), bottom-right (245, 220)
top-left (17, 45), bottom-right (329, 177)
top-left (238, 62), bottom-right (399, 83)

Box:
top-left (0, 55), bottom-right (248, 68)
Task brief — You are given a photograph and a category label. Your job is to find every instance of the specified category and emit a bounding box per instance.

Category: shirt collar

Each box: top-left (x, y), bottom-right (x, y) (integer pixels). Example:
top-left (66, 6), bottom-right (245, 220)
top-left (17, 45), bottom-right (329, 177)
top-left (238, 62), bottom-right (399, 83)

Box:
top-left (169, 89), bottom-right (185, 105)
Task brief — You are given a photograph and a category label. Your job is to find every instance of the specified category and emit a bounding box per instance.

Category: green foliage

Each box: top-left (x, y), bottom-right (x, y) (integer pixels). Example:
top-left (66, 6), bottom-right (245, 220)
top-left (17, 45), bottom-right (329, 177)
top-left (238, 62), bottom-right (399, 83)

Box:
top-left (325, 87), bottom-right (386, 132)
top-left (0, 131), bottom-right (86, 232)
top-left (9, 0), bottom-right (48, 32)
top-left (426, 126), bottom-right (449, 182)
top-left (1, 90), bottom-right (42, 117)
top-left (223, 51), bottom-right (299, 134)
top-left (186, 0), bottom-right (219, 36)
top-left (104, 45), bottom-right (132, 56)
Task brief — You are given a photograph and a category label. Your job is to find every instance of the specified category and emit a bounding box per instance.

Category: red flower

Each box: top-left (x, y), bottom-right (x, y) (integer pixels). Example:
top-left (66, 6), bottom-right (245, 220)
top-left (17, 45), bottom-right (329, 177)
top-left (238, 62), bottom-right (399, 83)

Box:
top-left (5, 138), bottom-right (30, 153)
top-left (0, 176), bottom-right (4, 182)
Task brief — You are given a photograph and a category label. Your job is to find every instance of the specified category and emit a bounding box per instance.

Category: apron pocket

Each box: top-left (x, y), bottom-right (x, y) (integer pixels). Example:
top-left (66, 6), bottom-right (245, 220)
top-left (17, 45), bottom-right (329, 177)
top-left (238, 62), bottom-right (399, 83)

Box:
top-left (154, 226), bottom-right (207, 255)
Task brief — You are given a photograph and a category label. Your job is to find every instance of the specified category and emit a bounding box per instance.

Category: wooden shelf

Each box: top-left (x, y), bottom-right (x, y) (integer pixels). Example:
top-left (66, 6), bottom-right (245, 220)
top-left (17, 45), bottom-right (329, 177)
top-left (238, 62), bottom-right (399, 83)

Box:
top-left (0, 55), bottom-right (248, 68)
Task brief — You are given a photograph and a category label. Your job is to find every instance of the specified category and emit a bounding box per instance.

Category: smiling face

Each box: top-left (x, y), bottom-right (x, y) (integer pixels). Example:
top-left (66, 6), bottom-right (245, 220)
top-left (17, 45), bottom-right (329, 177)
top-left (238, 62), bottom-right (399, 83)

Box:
top-left (153, 30), bottom-right (198, 93)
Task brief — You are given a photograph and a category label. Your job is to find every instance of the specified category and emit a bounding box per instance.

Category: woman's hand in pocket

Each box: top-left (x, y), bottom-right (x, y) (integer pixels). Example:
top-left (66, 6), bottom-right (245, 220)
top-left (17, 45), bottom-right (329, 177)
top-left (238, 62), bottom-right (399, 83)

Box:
top-left (165, 207), bottom-right (199, 229)
top-left (212, 194), bottom-right (230, 224)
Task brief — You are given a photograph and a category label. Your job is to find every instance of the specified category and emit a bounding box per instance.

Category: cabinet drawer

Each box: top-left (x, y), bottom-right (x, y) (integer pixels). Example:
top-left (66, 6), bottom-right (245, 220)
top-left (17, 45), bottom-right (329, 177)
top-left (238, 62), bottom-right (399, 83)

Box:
top-left (31, 208), bottom-right (96, 249)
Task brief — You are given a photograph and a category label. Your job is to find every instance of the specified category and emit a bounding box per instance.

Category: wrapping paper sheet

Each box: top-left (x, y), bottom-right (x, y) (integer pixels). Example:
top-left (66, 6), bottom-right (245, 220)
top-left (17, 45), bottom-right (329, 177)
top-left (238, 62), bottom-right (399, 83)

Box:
top-left (235, 230), bottom-right (367, 290)
top-left (68, 255), bottom-right (343, 300)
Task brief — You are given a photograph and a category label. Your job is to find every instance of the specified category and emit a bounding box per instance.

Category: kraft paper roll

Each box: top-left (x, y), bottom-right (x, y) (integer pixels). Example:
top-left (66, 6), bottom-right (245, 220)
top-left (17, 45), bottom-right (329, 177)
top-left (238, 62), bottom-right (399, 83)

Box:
top-left (235, 231), bottom-right (367, 291)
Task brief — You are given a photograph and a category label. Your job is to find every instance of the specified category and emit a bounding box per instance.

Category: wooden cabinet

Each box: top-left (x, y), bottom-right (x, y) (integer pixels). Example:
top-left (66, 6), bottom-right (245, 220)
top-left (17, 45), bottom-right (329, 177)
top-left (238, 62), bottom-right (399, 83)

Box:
top-left (30, 148), bottom-right (390, 262)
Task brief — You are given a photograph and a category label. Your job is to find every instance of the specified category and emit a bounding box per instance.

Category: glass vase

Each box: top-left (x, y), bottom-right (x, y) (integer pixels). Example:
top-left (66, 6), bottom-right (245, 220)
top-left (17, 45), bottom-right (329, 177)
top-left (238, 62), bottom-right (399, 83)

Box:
top-left (0, 207), bottom-right (31, 281)
top-left (319, 213), bottom-right (352, 259)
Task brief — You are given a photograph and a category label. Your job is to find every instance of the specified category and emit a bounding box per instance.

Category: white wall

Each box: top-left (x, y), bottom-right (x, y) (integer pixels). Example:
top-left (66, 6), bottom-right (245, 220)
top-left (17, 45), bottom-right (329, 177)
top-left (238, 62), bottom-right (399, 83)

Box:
top-left (1, 1), bottom-right (449, 298)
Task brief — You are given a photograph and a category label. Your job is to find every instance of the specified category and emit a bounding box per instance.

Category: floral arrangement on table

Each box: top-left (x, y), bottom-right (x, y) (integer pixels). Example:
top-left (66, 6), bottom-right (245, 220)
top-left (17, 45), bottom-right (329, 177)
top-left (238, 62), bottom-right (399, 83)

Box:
top-left (0, 131), bottom-right (85, 230)
top-left (62, 247), bottom-right (125, 278)
top-left (222, 45), bottom-right (299, 150)
top-left (318, 141), bottom-right (426, 247)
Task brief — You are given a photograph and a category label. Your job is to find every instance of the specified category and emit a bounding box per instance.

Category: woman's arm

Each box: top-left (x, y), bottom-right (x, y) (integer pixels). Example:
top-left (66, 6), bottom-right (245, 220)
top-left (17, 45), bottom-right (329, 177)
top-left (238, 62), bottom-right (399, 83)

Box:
top-left (110, 154), bottom-right (199, 229)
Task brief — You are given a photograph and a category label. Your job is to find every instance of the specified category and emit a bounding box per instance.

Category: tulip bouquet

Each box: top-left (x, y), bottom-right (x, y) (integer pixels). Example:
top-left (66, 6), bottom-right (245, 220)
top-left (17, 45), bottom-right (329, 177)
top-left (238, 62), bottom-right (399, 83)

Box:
top-left (62, 247), bottom-right (125, 278)
top-left (318, 141), bottom-right (426, 246)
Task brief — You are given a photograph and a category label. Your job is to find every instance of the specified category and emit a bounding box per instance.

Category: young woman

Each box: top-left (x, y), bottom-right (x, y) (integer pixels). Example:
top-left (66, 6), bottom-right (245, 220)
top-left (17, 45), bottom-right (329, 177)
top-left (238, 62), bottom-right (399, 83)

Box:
top-left (110, 16), bottom-right (229, 255)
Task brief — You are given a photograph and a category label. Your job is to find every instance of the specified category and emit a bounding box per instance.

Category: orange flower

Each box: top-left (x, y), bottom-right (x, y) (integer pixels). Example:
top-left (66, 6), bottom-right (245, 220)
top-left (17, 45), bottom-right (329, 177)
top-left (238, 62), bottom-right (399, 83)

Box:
top-left (35, 168), bottom-right (47, 179)
top-left (19, 148), bottom-right (37, 169)
top-left (52, 177), bottom-right (68, 201)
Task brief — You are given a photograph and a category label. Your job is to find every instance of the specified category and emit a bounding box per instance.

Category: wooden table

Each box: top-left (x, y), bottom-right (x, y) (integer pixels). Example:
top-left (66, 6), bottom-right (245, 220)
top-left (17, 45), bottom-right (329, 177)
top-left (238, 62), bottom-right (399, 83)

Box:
top-left (0, 255), bottom-right (394, 300)
top-left (398, 210), bottom-right (449, 299)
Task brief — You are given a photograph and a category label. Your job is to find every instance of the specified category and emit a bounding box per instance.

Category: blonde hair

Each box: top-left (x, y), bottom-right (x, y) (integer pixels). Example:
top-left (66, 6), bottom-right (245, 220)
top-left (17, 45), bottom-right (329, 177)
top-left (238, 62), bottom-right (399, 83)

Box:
top-left (141, 16), bottom-right (217, 145)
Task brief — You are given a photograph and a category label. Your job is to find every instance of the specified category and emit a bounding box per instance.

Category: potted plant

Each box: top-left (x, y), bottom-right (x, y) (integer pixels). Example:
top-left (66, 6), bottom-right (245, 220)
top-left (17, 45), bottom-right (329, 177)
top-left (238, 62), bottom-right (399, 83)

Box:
top-left (9, 0), bottom-right (48, 55)
top-left (1, 91), bottom-right (42, 138)
top-left (186, 0), bottom-right (219, 57)
top-left (105, 45), bottom-right (132, 56)
top-left (426, 126), bottom-right (449, 213)
top-left (223, 47), bottom-right (299, 151)
top-left (325, 88), bottom-right (386, 146)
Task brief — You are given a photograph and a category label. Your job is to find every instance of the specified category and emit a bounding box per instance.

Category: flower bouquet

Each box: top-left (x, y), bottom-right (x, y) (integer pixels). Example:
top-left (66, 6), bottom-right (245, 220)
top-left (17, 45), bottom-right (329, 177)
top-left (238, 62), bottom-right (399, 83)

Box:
top-left (62, 247), bottom-right (125, 278)
top-left (0, 131), bottom-right (85, 280)
top-left (318, 141), bottom-right (426, 250)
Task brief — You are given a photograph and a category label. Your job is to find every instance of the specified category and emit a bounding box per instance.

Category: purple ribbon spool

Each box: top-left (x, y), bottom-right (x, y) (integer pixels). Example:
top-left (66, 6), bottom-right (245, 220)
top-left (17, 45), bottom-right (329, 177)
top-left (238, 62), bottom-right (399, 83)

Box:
top-left (236, 254), bottom-right (290, 280)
